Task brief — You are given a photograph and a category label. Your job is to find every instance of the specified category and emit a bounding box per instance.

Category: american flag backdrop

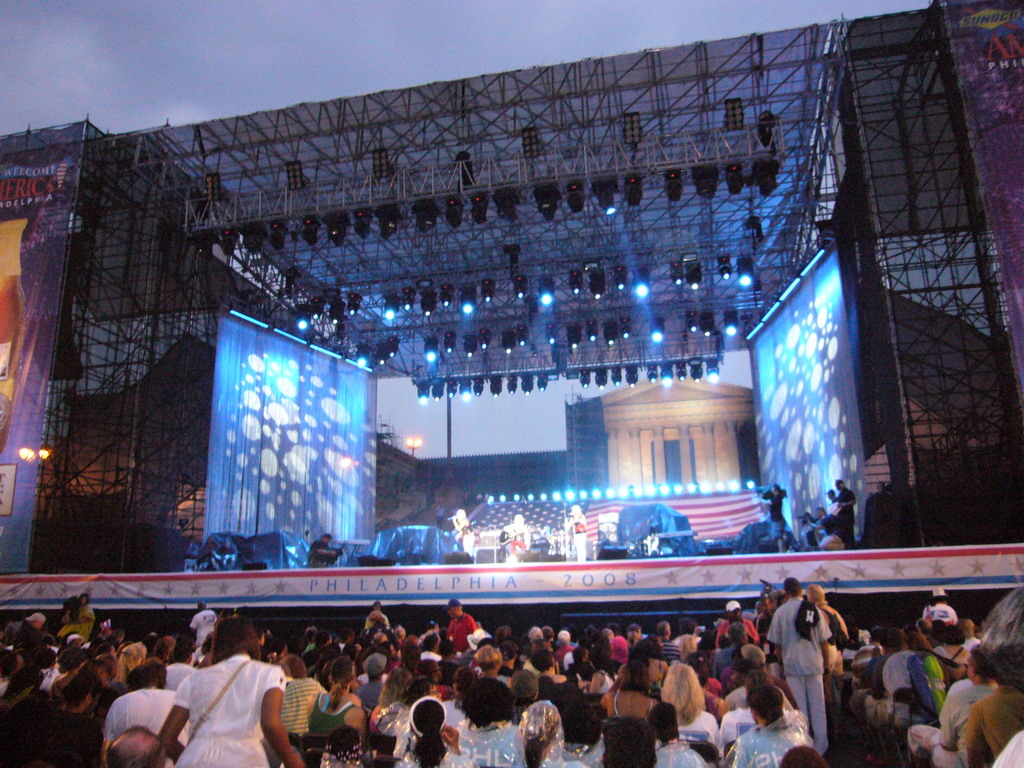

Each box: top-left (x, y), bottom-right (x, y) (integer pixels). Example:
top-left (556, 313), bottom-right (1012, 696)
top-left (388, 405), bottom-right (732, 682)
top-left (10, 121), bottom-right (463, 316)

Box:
top-left (468, 491), bottom-right (765, 542)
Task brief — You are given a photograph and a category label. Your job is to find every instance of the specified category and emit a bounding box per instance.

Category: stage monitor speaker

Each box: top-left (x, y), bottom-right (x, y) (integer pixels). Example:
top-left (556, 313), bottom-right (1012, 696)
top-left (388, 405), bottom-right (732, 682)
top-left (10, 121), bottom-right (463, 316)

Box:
top-left (357, 555), bottom-right (395, 567)
top-left (540, 553), bottom-right (566, 562)
top-left (444, 552), bottom-right (473, 565)
top-left (475, 547), bottom-right (502, 564)
top-left (597, 546), bottom-right (629, 561)
top-left (242, 561), bottom-right (268, 571)
top-left (518, 551), bottom-right (541, 562)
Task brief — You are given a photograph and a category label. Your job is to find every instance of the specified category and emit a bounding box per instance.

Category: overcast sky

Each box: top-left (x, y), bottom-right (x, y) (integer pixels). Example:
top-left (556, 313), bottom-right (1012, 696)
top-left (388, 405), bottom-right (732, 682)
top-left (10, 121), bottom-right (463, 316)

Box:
top-left (2, 0), bottom-right (926, 457)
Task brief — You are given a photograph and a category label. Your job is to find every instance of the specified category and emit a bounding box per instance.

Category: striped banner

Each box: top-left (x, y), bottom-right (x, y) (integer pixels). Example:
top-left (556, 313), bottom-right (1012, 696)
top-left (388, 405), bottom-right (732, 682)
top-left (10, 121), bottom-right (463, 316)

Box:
top-left (585, 492), bottom-right (765, 540)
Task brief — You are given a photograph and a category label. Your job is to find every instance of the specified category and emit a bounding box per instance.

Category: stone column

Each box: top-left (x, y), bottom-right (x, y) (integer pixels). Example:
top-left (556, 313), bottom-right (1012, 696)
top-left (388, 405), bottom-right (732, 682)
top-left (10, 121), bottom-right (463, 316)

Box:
top-left (717, 420), bottom-right (741, 485)
top-left (652, 427), bottom-right (666, 486)
top-left (690, 425), bottom-right (708, 487)
top-left (704, 422), bottom-right (719, 486)
top-left (628, 428), bottom-right (643, 492)
top-left (678, 424), bottom-right (694, 484)
top-left (606, 429), bottom-right (620, 488)
top-left (639, 429), bottom-right (654, 491)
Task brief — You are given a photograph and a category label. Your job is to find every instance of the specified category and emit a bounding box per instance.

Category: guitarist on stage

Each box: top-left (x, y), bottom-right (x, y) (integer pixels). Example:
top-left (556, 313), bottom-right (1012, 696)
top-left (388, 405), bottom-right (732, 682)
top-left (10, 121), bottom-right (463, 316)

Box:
top-left (452, 508), bottom-right (477, 559)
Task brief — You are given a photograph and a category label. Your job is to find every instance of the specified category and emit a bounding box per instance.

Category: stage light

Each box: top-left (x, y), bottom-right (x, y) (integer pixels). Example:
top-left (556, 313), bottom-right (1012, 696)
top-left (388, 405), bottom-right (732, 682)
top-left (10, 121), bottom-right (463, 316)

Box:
top-left (328, 298), bottom-right (346, 326)
top-left (455, 149), bottom-right (474, 186)
top-left (218, 228), bottom-right (238, 254)
top-left (446, 380), bottom-right (458, 399)
top-left (651, 317), bottom-right (665, 343)
top-left (707, 363), bottom-right (720, 382)
top-left (460, 286), bottom-right (476, 315)
top-left (344, 292), bottom-right (361, 316)
top-left (718, 256), bottom-right (733, 280)
top-left (725, 163), bottom-right (745, 195)
top-left (539, 492), bottom-right (548, 501)
top-left (417, 382), bottom-right (430, 403)
top-left (527, 493), bottom-right (534, 501)
top-left (611, 266), bottom-right (627, 292)
top-left (566, 181), bottom-right (585, 213)
top-left (494, 187), bottom-right (520, 221)
top-left (353, 208), bottom-right (372, 238)
top-left (383, 294), bottom-right (400, 321)
top-left (463, 333), bottom-right (477, 357)
top-left (516, 324), bottom-right (529, 347)
top-left (437, 332), bottom-right (453, 355)
top-left (439, 283), bottom-right (455, 308)
top-left (689, 359), bottom-right (704, 380)
top-left (479, 328), bottom-right (491, 350)
top-left (445, 195), bottom-right (464, 228)
top-left (569, 269), bottom-right (583, 295)
top-left (234, 224), bottom-right (262, 254)
top-left (746, 480), bottom-right (756, 490)
top-left (546, 323), bottom-right (557, 345)
top-left (647, 364), bottom-right (659, 383)
top-left (295, 303), bottom-right (312, 331)
top-left (603, 320), bottom-right (619, 346)
top-left (675, 361), bottom-right (688, 381)
top-left (268, 221), bottom-right (288, 250)
top-left (521, 374), bottom-right (534, 394)
top-left (622, 111), bottom-right (643, 145)
top-left (372, 148), bottom-right (393, 179)
top-left (300, 215), bottom-right (320, 246)
top-left (745, 214), bottom-right (764, 243)
top-left (522, 125), bottom-right (542, 158)
top-left (376, 204), bottom-right (401, 239)
top-left (579, 369), bottom-right (591, 389)
top-left (692, 165), bottom-right (719, 199)
top-left (286, 160), bottom-right (306, 191)
top-left (419, 288), bottom-right (437, 316)
top-left (592, 488), bottom-right (602, 499)
top-left (513, 274), bottom-right (528, 300)
top-left (282, 267), bottom-right (300, 297)
top-left (633, 269), bottom-right (650, 299)
top-left (386, 336), bottom-right (399, 358)
top-left (583, 320), bottom-right (597, 343)
top-left (538, 276), bottom-right (555, 306)
top-left (686, 311), bottom-right (699, 333)
top-left (728, 480), bottom-right (740, 492)
top-left (401, 286), bottom-right (416, 311)
top-left (620, 315), bottom-right (631, 339)
top-left (737, 257), bottom-right (755, 287)
top-left (664, 169), bottom-right (683, 202)
top-left (324, 212), bottom-right (348, 246)
top-left (610, 367), bottom-right (622, 386)
top-left (533, 183), bottom-right (560, 221)
top-left (567, 324), bottom-right (582, 350)
top-left (431, 382), bottom-right (445, 400)
top-left (552, 491), bottom-right (562, 502)
top-left (501, 329), bottom-right (516, 354)
top-left (355, 344), bottom-right (372, 369)
top-left (723, 310), bottom-right (739, 336)
top-left (412, 199), bottom-right (439, 232)
top-left (423, 337), bottom-right (439, 363)
top-left (470, 192), bottom-right (488, 224)
top-left (758, 110), bottom-right (779, 150)
top-left (588, 268), bottom-right (605, 299)
top-left (685, 262), bottom-right (703, 290)
top-left (699, 311), bottom-right (715, 336)
top-left (507, 375), bottom-right (518, 394)
top-left (479, 278), bottom-right (495, 304)
top-left (374, 341), bottom-right (390, 366)
top-left (724, 97), bottom-right (744, 130)
top-left (537, 374), bottom-right (548, 391)
top-left (593, 178), bottom-right (618, 214)
top-left (490, 376), bottom-right (502, 397)
top-left (753, 158), bottom-right (780, 195)
top-left (471, 378), bottom-right (484, 397)
top-left (205, 172), bottom-right (223, 202)
top-left (595, 368), bottom-right (608, 388)
top-left (625, 365), bottom-right (639, 387)
top-left (670, 260), bottom-right (685, 286)
top-left (661, 365), bottom-right (674, 387)
top-left (624, 174), bottom-right (643, 206)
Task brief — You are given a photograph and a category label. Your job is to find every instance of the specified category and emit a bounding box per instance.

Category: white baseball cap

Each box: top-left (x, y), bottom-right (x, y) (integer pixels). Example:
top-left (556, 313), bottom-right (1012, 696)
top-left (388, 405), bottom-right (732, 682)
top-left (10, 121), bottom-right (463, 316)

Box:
top-left (725, 600), bottom-right (742, 612)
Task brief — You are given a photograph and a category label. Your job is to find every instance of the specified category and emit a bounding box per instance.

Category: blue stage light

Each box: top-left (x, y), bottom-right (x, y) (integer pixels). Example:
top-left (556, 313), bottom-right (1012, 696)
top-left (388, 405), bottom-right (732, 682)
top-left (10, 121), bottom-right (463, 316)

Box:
top-left (728, 481), bottom-right (740, 491)
top-left (553, 491), bottom-right (562, 501)
top-left (579, 490), bottom-right (588, 500)
top-left (565, 490), bottom-right (576, 501)
top-left (540, 493), bottom-right (548, 501)
top-left (592, 489), bottom-right (602, 499)
top-left (673, 484), bottom-right (684, 494)
top-left (499, 494), bottom-right (507, 502)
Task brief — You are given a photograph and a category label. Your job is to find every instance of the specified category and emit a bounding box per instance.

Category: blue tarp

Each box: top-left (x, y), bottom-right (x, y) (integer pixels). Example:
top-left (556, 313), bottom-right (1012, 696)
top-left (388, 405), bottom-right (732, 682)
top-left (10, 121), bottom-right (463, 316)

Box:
top-left (367, 525), bottom-right (457, 565)
top-left (196, 531), bottom-right (309, 571)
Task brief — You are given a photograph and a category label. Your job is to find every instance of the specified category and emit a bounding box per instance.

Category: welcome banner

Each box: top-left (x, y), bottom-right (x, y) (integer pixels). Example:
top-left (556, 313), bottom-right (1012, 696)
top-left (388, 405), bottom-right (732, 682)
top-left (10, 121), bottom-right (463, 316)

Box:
top-left (943, 2), bottom-right (1024, 388)
top-left (0, 124), bottom-right (85, 572)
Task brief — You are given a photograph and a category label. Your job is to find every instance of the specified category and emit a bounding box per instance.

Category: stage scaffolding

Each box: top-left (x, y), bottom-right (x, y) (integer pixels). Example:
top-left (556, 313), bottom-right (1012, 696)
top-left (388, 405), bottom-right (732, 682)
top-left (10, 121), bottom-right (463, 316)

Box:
top-left (838, 7), bottom-right (1023, 543)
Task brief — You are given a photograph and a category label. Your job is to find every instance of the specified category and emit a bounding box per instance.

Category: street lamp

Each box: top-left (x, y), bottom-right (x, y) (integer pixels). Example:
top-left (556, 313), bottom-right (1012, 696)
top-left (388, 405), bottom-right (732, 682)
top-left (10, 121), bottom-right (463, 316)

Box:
top-left (405, 436), bottom-right (423, 457)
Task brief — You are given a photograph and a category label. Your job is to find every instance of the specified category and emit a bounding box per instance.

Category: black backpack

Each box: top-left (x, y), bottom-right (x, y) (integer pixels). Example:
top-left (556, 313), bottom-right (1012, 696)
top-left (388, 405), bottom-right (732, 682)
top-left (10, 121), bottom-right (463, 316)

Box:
top-left (794, 599), bottom-right (820, 640)
top-left (824, 607), bottom-right (849, 649)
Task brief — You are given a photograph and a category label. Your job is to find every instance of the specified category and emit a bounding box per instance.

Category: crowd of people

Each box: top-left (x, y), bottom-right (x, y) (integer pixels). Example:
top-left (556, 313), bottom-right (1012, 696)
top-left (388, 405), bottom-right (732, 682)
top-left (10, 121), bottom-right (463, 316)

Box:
top-left (1, 582), bottom-right (1023, 768)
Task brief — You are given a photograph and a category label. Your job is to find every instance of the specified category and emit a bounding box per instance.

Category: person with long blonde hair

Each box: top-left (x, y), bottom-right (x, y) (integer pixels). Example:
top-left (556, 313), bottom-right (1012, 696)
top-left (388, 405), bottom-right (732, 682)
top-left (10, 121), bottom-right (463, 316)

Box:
top-left (115, 643), bottom-right (147, 687)
top-left (660, 664), bottom-right (719, 744)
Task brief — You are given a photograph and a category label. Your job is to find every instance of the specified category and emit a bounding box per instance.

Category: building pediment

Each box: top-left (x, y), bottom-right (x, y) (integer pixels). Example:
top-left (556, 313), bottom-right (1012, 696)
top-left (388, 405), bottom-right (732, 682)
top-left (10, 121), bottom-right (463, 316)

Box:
top-left (600, 380), bottom-right (752, 407)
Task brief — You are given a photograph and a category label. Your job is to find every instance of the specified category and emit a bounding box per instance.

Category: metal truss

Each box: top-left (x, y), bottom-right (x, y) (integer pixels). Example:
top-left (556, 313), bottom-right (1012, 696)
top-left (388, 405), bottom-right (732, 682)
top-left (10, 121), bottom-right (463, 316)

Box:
top-left (843, 8), bottom-right (1023, 541)
top-left (96, 23), bottom-right (841, 380)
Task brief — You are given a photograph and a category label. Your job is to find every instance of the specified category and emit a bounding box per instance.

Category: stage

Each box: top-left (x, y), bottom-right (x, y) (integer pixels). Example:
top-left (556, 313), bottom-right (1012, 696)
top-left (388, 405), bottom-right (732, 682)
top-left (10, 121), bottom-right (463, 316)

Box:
top-left (1, 543), bottom-right (1021, 612)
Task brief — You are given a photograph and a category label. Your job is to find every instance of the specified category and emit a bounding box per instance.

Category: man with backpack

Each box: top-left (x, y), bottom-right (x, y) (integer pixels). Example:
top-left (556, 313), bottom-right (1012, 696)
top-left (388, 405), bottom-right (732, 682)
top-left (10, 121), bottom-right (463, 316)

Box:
top-left (767, 576), bottom-right (832, 755)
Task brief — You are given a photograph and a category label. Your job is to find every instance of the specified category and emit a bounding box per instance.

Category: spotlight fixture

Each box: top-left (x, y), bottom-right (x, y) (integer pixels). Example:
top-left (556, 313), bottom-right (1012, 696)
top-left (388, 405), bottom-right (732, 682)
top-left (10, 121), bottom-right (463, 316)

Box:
top-left (633, 269), bottom-right (650, 299)
top-left (205, 172), bottom-right (223, 202)
top-left (745, 215), bottom-right (765, 243)
top-left (622, 111), bottom-right (643, 146)
top-left (592, 178), bottom-right (618, 214)
top-left (328, 298), bottom-right (346, 325)
top-left (757, 111), bottom-right (779, 150)
top-left (353, 208), bottom-right (373, 238)
top-left (660, 365), bottom-right (674, 386)
top-left (493, 187), bottom-right (520, 221)
top-left (706, 362), bottom-right (720, 382)
top-left (603, 320), bottom-right (619, 346)
top-left (546, 324), bottom-right (557, 344)
top-left (446, 380), bottom-right (458, 399)
top-left (664, 169), bottom-right (683, 202)
top-left (692, 165), bottom-right (719, 199)
top-left (507, 375), bottom-right (519, 394)
top-left (588, 268), bottom-right (606, 299)
top-left (723, 309), bottom-right (739, 336)
top-left (699, 311), bottom-right (715, 337)
top-left (516, 324), bottom-right (529, 346)
top-left (295, 303), bottom-right (312, 331)
top-left (219, 228), bottom-right (238, 253)
top-left (240, 222), bottom-right (266, 252)
top-left (670, 260), bottom-right (685, 286)
top-left (489, 376), bottom-right (502, 397)
top-left (472, 378), bottom-right (485, 397)
top-left (566, 181), bottom-right (585, 213)
top-left (480, 278), bottom-right (495, 303)
top-left (455, 150), bottom-right (475, 186)
top-left (268, 221), bottom-right (288, 250)
top-left (324, 212), bottom-right (349, 246)
top-left (521, 374), bottom-right (534, 394)
top-left (567, 324), bottom-right (582, 350)
top-left (538, 276), bottom-right (555, 306)
top-left (533, 183), bottom-right (561, 221)
top-left (282, 267), bottom-right (300, 296)
top-left (479, 328), bottom-right (491, 350)
top-left (624, 174), bottom-right (643, 206)
top-left (346, 292), bottom-right (362, 315)
top-left (383, 294), bottom-right (401, 321)
top-left (585, 319), bottom-right (598, 343)
top-left (460, 380), bottom-right (472, 400)
top-left (686, 311), bottom-right (699, 333)
top-left (443, 331), bottom-right (457, 354)
top-left (689, 359), bottom-right (704, 380)
top-left (612, 266), bottom-right (628, 292)
top-left (685, 262), bottom-right (703, 290)
top-left (619, 315), bottom-right (632, 339)
top-left (569, 269), bottom-right (584, 295)
top-left (401, 286), bottom-right (416, 311)
top-left (420, 288), bottom-right (437, 315)
top-left (412, 199), bottom-right (439, 232)
top-left (724, 97), bottom-right (745, 130)
top-left (675, 362), bottom-right (688, 381)
top-left (537, 374), bottom-right (548, 392)
top-left (579, 369), bottom-right (591, 389)
top-left (610, 367), bottom-right (622, 386)
top-left (354, 344), bottom-right (373, 369)
top-left (423, 337), bottom-right (439, 363)
top-left (625, 365), bottom-right (639, 386)
top-left (376, 204), bottom-right (401, 239)
top-left (501, 329), bottom-right (516, 354)
top-left (651, 317), bottom-right (665, 343)
top-left (521, 125), bottom-right (542, 159)
top-left (460, 286), bottom-right (476, 315)
top-left (445, 195), bottom-right (464, 228)
top-left (594, 368), bottom-right (608, 389)
top-left (463, 333), bottom-right (477, 357)
top-left (285, 160), bottom-right (306, 191)
top-left (718, 256), bottom-right (733, 280)
top-left (513, 274), bottom-right (529, 300)
top-left (725, 163), bottom-right (745, 195)
top-left (431, 382), bottom-right (445, 400)
top-left (736, 257), bottom-right (755, 287)
top-left (372, 147), bottom-right (393, 180)
top-left (470, 192), bottom-right (489, 224)
top-left (753, 158), bottom-right (780, 196)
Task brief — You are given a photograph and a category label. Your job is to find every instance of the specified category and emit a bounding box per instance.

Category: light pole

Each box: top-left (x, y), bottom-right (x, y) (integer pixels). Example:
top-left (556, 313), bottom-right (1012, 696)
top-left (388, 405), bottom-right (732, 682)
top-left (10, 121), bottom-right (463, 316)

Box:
top-left (405, 436), bottom-right (423, 457)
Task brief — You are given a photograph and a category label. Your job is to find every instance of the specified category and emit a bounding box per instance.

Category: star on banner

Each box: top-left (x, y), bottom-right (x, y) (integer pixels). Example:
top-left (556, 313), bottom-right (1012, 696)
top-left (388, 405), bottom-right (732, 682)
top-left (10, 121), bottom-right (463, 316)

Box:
top-left (702, 570), bottom-right (716, 584)
top-left (217, 582), bottom-right (229, 595)
top-left (851, 564), bottom-right (867, 580)
top-left (812, 566), bottom-right (831, 581)
top-left (891, 562), bottom-right (906, 578)
top-left (246, 582), bottom-right (257, 595)
top-left (275, 582), bottom-right (287, 594)
top-left (190, 584), bottom-right (201, 596)
top-left (162, 584), bottom-right (175, 596)
top-left (931, 561), bottom-right (946, 577)
top-left (775, 566), bottom-right (790, 581)
top-left (738, 568), bottom-right (753, 583)
top-left (665, 570), bottom-right (681, 585)
top-left (970, 559), bottom-right (986, 576)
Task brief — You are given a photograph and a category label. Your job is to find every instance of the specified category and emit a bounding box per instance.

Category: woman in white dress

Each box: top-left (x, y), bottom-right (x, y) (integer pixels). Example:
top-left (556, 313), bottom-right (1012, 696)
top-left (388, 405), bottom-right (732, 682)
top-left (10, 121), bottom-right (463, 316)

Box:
top-left (158, 616), bottom-right (304, 768)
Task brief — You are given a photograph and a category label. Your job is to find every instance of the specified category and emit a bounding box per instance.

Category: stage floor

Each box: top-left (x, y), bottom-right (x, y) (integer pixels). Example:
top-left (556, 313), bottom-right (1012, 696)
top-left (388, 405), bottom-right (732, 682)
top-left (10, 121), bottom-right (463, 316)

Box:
top-left (1, 543), bottom-right (1021, 612)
